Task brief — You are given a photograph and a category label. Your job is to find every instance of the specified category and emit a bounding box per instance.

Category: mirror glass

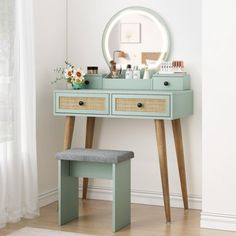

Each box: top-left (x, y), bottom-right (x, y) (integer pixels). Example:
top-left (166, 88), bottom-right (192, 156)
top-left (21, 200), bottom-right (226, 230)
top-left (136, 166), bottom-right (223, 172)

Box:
top-left (102, 7), bottom-right (171, 70)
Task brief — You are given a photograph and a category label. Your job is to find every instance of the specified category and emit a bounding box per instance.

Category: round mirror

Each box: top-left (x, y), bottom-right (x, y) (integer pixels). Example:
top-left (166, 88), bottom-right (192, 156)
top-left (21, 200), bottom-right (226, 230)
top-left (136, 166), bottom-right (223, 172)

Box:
top-left (102, 6), bottom-right (171, 70)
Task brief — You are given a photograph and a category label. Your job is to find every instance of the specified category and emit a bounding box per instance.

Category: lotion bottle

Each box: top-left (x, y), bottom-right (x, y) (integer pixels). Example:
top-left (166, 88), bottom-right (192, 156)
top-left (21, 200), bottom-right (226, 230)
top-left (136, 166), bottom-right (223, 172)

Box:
top-left (143, 67), bottom-right (150, 79)
top-left (133, 66), bottom-right (141, 79)
top-left (125, 64), bottom-right (133, 79)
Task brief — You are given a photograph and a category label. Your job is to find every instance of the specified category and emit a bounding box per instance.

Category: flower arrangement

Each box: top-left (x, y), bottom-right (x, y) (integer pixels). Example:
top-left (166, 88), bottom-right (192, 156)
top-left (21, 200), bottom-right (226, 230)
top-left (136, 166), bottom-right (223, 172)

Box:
top-left (52, 61), bottom-right (86, 89)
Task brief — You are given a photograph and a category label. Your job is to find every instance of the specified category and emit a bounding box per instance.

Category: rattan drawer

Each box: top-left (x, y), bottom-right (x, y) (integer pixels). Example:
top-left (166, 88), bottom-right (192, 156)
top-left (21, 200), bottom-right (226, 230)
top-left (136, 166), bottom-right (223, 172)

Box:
top-left (112, 94), bottom-right (170, 117)
top-left (55, 93), bottom-right (109, 115)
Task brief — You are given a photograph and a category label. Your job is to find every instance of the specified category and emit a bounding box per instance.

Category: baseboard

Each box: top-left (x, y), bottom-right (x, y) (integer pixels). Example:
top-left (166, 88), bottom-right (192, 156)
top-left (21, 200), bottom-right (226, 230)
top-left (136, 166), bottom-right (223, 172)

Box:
top-left (201, 212), bottom-right (236, 232)
top-left (39, 185), bottom-right (201, 210)
top-left (83, 185), bottom-right (202, 210)
top-left (38, 188), bottom-right (58, 208)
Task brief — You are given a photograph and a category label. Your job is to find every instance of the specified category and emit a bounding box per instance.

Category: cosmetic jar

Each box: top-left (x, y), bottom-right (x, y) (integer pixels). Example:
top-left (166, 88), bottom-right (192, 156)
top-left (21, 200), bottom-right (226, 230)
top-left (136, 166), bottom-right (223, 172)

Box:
top-left (87, 66), bottom-right (98, 74)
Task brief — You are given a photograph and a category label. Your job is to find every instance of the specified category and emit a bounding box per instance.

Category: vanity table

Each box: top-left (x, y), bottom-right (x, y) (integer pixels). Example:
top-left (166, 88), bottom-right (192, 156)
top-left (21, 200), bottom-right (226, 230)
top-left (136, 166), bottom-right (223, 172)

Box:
top-left (56, 5), bottom-right (194, 223)
top-left (53, 75), bottom-right (193, 222)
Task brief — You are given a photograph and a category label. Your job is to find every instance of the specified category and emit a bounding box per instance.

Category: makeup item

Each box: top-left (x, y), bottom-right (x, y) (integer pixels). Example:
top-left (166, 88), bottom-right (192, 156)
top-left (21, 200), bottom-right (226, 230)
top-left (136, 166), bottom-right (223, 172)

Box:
top-left (125, 64), bottom-right (133, 79)
top-left (159, 61), bottom-right (185, 74)
top-left (159, 61), bottom-right (173, 74)
top-left (172, 60), bottom-right (184, 72)
top-left (143, 67), bottom-right (150, 79)
top-left (87, 66), bottom-right (98, 74)
top-left (133, 66), bottom-right (140, 79)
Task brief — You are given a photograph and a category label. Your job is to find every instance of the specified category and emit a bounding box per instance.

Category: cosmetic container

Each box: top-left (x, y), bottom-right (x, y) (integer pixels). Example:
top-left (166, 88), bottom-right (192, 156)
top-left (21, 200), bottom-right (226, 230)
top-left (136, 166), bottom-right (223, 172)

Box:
top-left (125, 64), bottom-right (133, 79)
top-left (87, 66), bottom-right (98, 74)
top-left (133, 66), bottom-right (141, 79)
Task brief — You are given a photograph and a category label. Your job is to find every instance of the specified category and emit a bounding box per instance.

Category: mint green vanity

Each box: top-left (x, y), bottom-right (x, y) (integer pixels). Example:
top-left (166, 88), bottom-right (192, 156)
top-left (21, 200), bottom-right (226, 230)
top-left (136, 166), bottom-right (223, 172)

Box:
top-left (53, 74), bottom-right (193, 223)
top-left (54, 89), bottom-right (192, 119)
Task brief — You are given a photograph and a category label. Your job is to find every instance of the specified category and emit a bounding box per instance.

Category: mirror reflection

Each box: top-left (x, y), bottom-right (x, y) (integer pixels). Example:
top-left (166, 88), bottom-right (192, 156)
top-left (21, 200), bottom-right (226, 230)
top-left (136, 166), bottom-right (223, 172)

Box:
top-left (102, 7), bottom-right (171, 71)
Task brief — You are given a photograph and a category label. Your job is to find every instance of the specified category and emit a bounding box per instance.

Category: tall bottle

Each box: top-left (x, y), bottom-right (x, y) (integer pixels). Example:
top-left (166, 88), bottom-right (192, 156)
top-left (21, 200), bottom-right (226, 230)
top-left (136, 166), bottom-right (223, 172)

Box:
top-left (143, 67), bottom-right (150, 79)
top-left (133, 66), bottom-right (141, 79)
top-left (125, 64), bottom-right (133, 79)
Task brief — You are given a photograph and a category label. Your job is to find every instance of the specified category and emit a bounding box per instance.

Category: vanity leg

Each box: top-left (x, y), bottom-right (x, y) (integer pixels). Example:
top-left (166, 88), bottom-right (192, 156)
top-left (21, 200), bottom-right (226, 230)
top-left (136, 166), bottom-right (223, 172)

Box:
top-left (64, 116), bottom-right (75, 150)
top-left (82, 117), bottom-right (96, 199)
top-left (171, 119), bottom-right (189, 209)
top-left (154, 119), bottom-right (171, 222)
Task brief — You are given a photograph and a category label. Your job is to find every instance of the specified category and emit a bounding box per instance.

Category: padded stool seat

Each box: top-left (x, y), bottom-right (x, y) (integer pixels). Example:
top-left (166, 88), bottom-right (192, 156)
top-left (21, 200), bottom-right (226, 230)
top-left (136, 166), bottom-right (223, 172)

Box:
top-left (56, 148), bottom-right (134, 163)
top-left (56, 148), bottom-right (134, 232)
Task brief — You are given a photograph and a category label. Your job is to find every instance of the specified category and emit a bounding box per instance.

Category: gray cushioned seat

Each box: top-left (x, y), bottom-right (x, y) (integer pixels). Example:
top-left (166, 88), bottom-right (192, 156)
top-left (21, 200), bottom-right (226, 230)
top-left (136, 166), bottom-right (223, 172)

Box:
top-left (56, 148), bottom-right (134, 164)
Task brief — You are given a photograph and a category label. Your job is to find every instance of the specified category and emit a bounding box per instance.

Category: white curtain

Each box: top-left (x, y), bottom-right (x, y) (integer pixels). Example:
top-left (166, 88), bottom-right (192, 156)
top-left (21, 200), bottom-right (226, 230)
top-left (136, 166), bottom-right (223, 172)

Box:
top-left (0, 0), bottom-right (39, 228)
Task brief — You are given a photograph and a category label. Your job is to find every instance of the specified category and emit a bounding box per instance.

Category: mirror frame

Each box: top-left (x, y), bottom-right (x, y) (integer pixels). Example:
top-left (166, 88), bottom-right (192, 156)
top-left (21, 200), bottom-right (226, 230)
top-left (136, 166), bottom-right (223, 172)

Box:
top-left (102, 6), bottom-right (171, 69)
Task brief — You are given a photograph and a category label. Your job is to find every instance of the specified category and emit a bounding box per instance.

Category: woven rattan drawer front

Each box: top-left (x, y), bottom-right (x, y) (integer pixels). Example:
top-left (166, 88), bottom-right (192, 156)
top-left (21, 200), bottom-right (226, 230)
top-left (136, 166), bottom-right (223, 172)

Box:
top-left (112, 94), bottom-right (170, 117)
top-left (56, 93), bottom-right (109, 115)
top-left (115, 98), bottom-right (166, 112)
top-left (60, 96), bottom-right (106, 110)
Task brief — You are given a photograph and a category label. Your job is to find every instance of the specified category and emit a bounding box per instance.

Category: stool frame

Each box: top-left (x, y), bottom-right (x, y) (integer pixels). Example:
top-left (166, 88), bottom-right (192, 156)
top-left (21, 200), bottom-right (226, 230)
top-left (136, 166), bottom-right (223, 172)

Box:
top-left (58, 159), bottom-right (131, 232)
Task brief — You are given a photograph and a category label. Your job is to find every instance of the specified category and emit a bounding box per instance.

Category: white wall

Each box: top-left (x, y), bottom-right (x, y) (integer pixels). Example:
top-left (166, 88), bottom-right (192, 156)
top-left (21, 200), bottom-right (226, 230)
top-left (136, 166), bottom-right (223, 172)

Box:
top-left (201, 0), bottom-right (236, 231)
top-left (33, 0), bottom-right (66, 206)
top-left (68, 0), bottom-right (202, 209)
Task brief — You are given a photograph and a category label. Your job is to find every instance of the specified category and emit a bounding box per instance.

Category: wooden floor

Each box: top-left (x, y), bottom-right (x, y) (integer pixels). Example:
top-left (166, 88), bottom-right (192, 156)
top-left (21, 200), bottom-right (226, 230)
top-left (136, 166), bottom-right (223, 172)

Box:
top-left (0, 200), bottom-right (235, 236)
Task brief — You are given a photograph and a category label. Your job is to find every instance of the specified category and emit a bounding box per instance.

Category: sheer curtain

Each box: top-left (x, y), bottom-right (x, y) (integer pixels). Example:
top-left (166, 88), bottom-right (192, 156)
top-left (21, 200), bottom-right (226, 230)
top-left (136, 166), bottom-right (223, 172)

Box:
top-left (0, 0), bottom-right (39, 228)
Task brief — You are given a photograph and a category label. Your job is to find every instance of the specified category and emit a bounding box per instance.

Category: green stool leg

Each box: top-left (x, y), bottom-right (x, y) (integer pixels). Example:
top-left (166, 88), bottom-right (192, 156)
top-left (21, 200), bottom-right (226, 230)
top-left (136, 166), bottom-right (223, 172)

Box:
top-left (112, 160), bottom-right (131, 232)
top-left (58, 160), bottom-right (79, 225)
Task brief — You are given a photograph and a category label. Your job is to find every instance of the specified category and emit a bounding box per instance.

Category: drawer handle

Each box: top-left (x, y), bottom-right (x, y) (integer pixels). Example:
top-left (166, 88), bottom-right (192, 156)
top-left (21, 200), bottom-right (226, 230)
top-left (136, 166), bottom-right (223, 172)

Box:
top-left (85, 80), bottom-right (89, 85)
top-left (164, 81), bottom-right (169, 86)
top-left (137, 103), bottom-right (143, 108)
top-left (78, 101), bottom-right (84, 106)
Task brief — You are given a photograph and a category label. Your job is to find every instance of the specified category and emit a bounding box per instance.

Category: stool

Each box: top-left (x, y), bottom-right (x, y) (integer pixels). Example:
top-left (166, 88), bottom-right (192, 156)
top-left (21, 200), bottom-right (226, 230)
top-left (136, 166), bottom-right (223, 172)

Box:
top-left (56, 148), bottom-right (134, 232)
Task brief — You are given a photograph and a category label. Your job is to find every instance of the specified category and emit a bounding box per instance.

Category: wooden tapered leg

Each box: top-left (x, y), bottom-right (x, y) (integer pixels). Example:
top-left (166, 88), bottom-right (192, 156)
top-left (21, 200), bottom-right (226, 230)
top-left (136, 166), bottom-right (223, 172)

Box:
top-left (154, 119), bottom-right (171, 222)
top-left (82, 117), bottom-right (96, 199)
top-left (172, 119), bottom-right (189, 209)
top-left (85, 117), bottom-right (96, 148)
top-left (64, 116), bottom-right (75, 150)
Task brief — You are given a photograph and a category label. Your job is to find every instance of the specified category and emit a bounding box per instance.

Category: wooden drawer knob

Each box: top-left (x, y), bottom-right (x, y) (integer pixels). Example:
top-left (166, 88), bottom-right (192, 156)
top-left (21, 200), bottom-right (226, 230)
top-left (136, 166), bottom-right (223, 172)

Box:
top-left (78, 101), bottom-right (84, 106)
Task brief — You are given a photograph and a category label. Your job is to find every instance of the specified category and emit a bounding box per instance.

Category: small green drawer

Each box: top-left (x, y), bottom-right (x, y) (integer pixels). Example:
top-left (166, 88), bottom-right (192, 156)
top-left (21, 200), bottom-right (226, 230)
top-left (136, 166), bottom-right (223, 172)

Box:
top-left (55, 92), bottom-right (110, 115)
top-left (84, 74), bottom-right (104, 89)
top-left (153, 74), bottom-right (190, 90)
top-left (111, 94), bottom-right (170, 117)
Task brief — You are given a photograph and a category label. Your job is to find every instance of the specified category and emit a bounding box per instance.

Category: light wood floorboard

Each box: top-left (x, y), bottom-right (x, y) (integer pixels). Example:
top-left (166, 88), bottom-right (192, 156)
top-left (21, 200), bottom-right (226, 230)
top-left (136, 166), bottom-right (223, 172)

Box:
top-left (0, 200), bottom-right (235, 236)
